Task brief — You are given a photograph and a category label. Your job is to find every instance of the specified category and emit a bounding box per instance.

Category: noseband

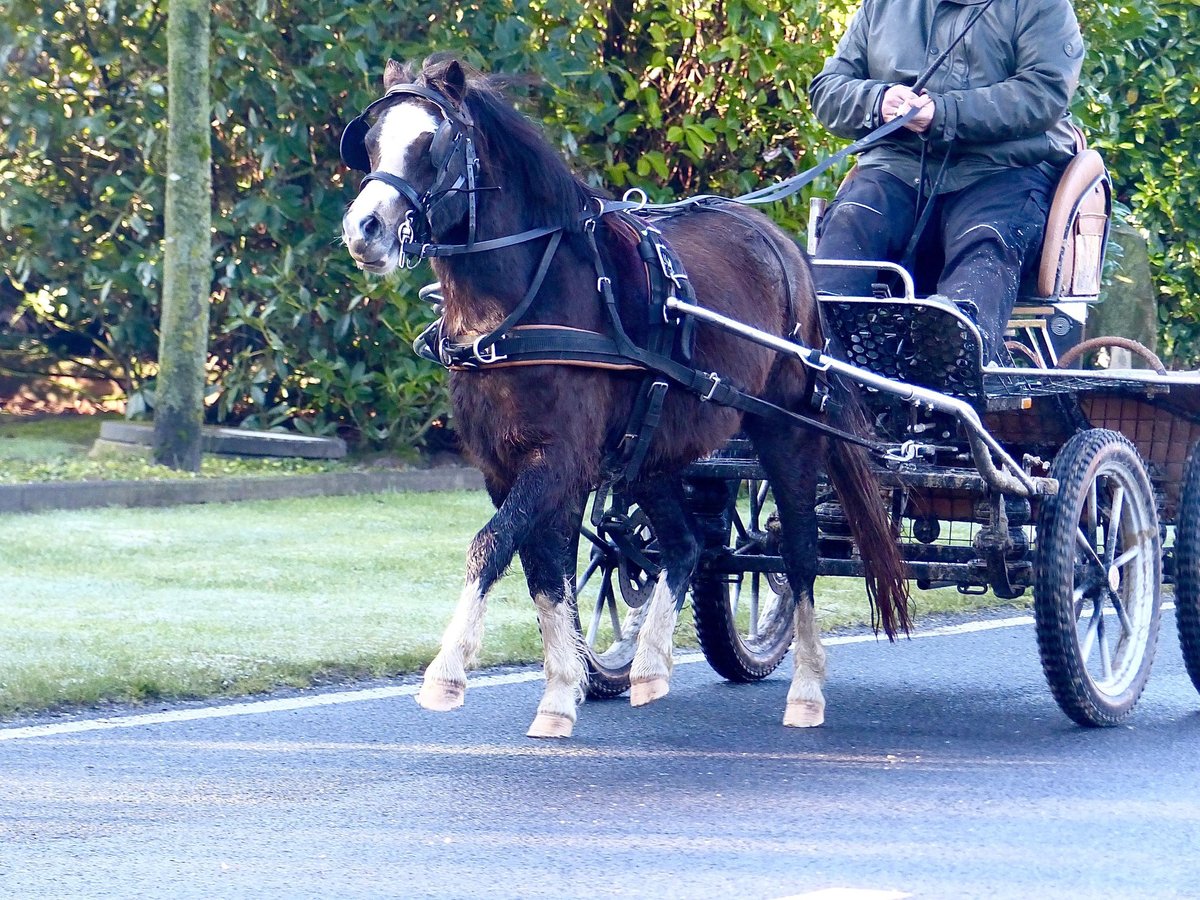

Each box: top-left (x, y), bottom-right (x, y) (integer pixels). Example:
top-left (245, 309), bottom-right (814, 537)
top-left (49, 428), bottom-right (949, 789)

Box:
top-left (340, 82), bottom-right (481, 261)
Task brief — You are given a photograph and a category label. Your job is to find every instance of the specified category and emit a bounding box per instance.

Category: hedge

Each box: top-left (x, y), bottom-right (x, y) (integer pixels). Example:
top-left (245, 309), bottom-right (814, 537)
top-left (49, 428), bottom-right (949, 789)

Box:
top-left (2, 0), bottom-right (1196, 449)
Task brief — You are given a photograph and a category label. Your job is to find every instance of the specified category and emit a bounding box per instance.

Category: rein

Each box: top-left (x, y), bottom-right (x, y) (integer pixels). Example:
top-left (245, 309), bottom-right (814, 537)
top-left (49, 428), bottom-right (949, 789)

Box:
top-left (602, 0), bottom-right (998, 217)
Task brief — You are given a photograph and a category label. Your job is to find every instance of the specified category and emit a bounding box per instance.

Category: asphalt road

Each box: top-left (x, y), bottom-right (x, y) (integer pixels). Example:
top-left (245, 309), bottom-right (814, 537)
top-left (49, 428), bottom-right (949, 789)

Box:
top-left (3, 609), bottom-right (1199, 900)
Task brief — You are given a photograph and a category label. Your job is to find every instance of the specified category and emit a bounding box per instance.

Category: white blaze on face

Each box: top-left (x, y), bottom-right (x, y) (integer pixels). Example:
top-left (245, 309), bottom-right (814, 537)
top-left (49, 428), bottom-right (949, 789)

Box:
top-left (345, 101), bottom-right (440, 230)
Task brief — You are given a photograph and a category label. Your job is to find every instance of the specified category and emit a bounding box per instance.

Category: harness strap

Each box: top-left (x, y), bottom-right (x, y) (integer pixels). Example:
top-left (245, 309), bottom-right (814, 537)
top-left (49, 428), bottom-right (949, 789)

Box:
top-left (402, 224), bottom-right (564, 259)
top-left (416, 253), bottom-right (891, 459)
top-left (360, 171), bottom-right (425, 212)
top-left (439, 325), bottom-right (645, 370)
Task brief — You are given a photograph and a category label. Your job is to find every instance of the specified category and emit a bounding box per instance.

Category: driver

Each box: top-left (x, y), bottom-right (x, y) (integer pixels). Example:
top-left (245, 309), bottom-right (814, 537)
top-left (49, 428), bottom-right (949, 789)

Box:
top-left (808, 0), bottom-right (1085, 363)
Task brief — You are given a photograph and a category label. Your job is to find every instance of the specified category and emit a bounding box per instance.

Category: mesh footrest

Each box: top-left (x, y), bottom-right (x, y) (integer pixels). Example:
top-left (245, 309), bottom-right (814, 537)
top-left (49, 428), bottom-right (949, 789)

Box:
top-left (821, 296), bottom-right (987, 406)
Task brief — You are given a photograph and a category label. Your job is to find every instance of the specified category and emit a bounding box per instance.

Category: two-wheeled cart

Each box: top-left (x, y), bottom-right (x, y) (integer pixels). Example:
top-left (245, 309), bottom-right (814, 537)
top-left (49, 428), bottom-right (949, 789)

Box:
top-left (573, 256), bottom-right (1200, 728)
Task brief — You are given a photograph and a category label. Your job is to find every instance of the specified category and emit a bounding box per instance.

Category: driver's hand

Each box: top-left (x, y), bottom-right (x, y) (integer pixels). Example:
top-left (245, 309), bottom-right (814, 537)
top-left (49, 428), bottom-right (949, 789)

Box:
top-left (881, 84), bottom-right (935, 134)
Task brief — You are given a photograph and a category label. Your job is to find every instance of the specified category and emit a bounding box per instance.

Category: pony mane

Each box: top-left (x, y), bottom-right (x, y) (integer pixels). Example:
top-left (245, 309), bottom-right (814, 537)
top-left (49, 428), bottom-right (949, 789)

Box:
top-left (420, 56), bottom-right (603, 229)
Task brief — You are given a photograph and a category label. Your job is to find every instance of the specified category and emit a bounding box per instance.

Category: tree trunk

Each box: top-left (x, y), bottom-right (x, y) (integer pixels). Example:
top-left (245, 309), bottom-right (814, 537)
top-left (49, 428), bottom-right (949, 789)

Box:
top-left (153, 0), bottom-right (212, 471)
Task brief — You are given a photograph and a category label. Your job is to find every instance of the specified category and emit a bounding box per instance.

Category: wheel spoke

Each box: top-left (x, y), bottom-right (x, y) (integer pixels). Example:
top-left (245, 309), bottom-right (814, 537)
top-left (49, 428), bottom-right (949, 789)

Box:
top-left (732, 508), bottom-right (749, 543)
top-left (1111, 594), bottom-right (1134, 639)
top-left (606, 588), bottom-right (623, 641)
top-left (1097, 614), bottom-right (1114, 681)
top-left (731, 575), bottom-right (742, 617)
top-left (1104, 485), bottom-right (1125, 563)
top-left (579, 524), bottom-right (606, 552)
top-left (1112, 546), bottom-right (1140, 569)
top-left (1072, 577), bottom-right (1102, 620)
top-left (749, 573), bottom-right (760, 640)
top-left (1080, 607), bottom-right (1101, 663)
top-left (578, 553), bottom-right (603, 594)
top-left (586, 576), bottom-right (609, 645)
top-left (1075, 527), bottom-right (1108, 579)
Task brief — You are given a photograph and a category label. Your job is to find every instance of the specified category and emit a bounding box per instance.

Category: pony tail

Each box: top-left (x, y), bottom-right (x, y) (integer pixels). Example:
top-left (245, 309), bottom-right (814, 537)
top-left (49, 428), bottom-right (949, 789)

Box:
top-left (824, 374), bottom-right (911, 639)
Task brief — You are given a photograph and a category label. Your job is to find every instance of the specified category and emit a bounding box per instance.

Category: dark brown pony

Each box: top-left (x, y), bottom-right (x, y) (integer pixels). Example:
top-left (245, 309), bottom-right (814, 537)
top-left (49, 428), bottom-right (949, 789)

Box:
top-left (342, 56), bottom-right (908, 738)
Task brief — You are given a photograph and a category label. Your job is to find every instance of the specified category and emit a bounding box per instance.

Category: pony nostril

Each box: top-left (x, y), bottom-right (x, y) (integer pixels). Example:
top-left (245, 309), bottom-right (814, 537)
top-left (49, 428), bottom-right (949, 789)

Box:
top-left (360, 213), bottom-right (383, 242)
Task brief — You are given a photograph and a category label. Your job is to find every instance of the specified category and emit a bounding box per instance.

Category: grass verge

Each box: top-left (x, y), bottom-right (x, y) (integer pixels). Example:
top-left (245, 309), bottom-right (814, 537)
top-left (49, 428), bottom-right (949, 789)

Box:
top-left (0, 491), bottom-right (1023, 719)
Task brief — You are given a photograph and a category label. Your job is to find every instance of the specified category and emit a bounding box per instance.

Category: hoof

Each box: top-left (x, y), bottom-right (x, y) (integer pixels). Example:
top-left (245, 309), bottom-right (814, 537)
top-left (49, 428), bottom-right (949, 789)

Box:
top-left (416, 679), bottom-right (465, 712)
top-left (526, 712), bottom-right (574, 739)
top-left (630, 677), bottom-right (670, 707)
top-left (783, 699), bottom-right (825, 728)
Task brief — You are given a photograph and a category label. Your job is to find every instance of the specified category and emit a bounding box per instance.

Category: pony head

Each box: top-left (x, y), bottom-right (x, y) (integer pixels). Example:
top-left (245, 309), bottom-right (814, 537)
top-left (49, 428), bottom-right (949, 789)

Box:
top-left (341, 56), bottom-right (478, 274)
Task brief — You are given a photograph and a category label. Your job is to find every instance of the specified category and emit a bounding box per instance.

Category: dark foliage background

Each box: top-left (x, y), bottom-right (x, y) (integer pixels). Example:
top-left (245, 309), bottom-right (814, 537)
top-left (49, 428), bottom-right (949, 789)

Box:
top-left (2, 0), bottom-right (1196, 447)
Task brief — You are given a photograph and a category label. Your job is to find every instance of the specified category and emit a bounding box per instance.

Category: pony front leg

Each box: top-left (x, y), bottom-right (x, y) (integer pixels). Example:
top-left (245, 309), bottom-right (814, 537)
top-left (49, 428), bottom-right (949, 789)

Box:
top-left (783, 593), bottom-right (827, 727)
top-left (527, 588), bottom-right (587, 737)
top-left (519, 513), bottom-right (588, 739)
top-left (416, 467), bottom-right (546, 712)
top-left (415, 575), bottom-right (490, 711)
top-left (629, 478), bottom-right (699, 707)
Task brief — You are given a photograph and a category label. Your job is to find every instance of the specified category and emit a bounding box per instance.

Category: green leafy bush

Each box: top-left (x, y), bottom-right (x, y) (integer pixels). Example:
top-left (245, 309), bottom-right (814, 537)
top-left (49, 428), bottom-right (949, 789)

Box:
top-left (2, 0), bottom-right (448, 448)
top-left (2, 0), bottom-right (1197, 452)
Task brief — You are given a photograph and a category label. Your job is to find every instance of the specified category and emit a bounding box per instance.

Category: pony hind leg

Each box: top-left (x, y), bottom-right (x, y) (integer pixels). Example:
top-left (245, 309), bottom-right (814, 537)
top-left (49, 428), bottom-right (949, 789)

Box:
top-left (745, 420), bottom-right (827, 727)
top-left (519, 495), bottom-right (589, 738)
top-left (628, 476), bottom-right (701, 707)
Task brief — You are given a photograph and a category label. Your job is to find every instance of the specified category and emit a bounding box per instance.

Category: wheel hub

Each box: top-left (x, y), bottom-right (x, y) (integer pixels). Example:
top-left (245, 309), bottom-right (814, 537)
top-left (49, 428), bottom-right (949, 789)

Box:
top-left (1107, 564), bottom-right (1121, 592)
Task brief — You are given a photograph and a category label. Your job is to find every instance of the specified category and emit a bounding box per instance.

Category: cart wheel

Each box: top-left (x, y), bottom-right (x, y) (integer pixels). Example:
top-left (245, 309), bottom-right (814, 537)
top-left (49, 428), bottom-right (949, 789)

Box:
top-left (1173, 443), bottom-right (1200, 693)
top-left (691, 478), bottom-right (797, 682)
top-left (571, 493), bottom-right (656, 699)
top-left (1034, 429), bottom-right (1162, 726)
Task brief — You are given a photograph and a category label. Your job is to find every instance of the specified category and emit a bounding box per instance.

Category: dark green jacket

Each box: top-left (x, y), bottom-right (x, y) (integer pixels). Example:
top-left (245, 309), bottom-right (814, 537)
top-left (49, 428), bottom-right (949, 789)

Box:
top-left (808, 0), bottom-right (1084, 192)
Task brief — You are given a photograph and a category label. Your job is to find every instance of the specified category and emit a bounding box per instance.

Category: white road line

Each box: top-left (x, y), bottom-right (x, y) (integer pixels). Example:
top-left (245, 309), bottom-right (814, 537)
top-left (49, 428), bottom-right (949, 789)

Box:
top-left (772, 890), bottom-right (912, 900)
top-left (0, 606), bottom-right (1171, 743)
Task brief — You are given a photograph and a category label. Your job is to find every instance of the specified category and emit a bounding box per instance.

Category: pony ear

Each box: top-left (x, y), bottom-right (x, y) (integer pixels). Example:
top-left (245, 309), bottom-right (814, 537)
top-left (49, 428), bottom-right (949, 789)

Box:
top-left (383, 59), bottom-right (411, 90)
top-left (439, 60), bottom-right (467, 104)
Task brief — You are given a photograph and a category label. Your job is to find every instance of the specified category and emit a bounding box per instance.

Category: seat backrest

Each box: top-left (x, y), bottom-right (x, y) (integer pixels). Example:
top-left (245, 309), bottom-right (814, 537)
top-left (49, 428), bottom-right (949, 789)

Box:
top-left (1034, 137), bottom-right (1112, 302)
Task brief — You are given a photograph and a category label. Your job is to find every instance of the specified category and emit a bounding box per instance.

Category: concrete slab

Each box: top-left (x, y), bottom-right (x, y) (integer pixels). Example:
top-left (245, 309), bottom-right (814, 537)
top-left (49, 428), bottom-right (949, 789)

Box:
top-left (98, 422), bottom-right (347, 459)
top-left (0, 467), bottom-right (484, 514)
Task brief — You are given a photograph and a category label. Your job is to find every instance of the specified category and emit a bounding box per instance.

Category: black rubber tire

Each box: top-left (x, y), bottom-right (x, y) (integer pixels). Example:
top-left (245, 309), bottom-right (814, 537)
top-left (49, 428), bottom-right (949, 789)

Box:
top-left (569, 494), bottom-right (653, 700)
top-left (691, 479), bottom-right (797, 682)
top-left (1034, 429), bottom-right (1162, 726)
top-left (1173, 442), bottom-right (1200, 694)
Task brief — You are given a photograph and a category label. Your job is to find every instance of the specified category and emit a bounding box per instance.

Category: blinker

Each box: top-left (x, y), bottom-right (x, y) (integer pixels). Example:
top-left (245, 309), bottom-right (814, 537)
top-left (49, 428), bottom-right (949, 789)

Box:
top-left (339, 114), bottom-right (372, 172)
top-left (338, 82), bottom-right (474, 174)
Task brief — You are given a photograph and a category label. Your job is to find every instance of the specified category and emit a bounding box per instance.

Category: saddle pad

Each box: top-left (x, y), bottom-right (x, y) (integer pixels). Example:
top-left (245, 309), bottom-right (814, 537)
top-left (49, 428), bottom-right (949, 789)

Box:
top-left (820, 296), bottom-right (987, 406)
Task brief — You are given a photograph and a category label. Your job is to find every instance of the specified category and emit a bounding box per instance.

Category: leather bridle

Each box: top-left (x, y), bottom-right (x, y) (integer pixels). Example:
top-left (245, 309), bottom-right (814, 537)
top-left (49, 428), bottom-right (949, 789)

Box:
top-left (340, 82), bottom-right (483, 259)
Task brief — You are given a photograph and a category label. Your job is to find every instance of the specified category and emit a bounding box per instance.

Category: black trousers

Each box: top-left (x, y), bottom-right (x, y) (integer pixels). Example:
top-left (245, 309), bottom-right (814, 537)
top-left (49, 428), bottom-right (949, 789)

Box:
top-left (814, 166), bottom-right (1055, 362)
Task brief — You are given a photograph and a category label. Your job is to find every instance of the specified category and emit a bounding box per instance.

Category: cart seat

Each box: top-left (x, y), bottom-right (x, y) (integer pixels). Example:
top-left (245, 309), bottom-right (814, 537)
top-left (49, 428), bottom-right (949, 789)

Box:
top-left (1029, 143), bottom-right (1111, 303)
top-left (1011, 135), bottom-right (1112, 364)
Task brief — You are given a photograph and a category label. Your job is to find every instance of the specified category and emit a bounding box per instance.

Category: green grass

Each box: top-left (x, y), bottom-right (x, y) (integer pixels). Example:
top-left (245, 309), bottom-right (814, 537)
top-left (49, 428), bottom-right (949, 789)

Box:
top-left (0, 492), bottom-right (544, 717)
top-left (0, 413), bottom-right (348, 483)
top-left (0, 489), bottom-right (1022, 719)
